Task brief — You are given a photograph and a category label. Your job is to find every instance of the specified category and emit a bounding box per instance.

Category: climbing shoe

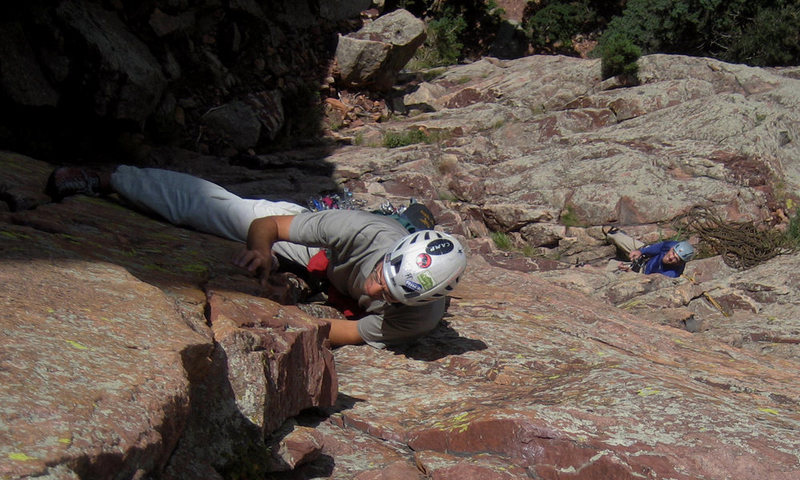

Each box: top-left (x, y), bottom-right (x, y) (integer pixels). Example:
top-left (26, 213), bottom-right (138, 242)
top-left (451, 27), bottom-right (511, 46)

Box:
top-left (45, 167), bottom-right (101, 201)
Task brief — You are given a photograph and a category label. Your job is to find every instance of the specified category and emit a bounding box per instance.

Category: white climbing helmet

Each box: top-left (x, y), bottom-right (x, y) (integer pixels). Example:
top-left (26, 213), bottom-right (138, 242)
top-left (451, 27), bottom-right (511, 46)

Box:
top-left (382, 230), bottom-right (467, 306)
top-left (674, 241), bottom-right (696, 262)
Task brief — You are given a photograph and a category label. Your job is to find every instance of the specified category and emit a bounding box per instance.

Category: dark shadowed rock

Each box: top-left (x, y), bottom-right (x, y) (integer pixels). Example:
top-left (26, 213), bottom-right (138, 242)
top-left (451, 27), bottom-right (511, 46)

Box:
top-left (202, 101), bottom-right (263, 151)
top-left (0, 152), bottom-right (54, 211)
top-left (56, 0), bottom-right (167, 122)
top-left (201, 91), bottom-right (286, 152)
top-left (319, 0), bottom-right (373, 21)
top-left (0, 21), bottom-right (60, 107)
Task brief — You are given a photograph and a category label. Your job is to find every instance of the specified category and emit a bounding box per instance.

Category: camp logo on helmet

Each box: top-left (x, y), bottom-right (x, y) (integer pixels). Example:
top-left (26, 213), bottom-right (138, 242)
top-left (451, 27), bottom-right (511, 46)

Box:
top-left (417, 271), bottom-right (435, 291)
top-left (426, 239), bottom-right (453, 255)
top-left (416, 253), bottom-right (432, 268)
top-left (405, 279), bottom-right (423, 292)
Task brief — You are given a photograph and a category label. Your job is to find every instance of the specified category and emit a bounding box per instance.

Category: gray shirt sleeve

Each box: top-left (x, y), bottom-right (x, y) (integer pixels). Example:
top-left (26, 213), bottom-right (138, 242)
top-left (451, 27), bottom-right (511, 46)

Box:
top-left (357, 298), bottom-right (446, 348)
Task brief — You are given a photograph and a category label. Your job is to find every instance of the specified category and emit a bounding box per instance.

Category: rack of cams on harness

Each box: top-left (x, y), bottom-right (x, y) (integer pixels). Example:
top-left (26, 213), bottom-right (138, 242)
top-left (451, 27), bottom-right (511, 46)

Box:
top-left (302, 189), bottom-right (437, 314)
top-left (629, 255), bottom-right (648, 272)
top-left (306, 189), bottom-right (436, 233)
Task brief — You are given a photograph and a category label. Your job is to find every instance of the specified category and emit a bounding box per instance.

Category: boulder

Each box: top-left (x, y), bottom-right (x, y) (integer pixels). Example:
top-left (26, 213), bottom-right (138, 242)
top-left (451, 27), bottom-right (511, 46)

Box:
top-left (200, 91), bottom-right (284, 152)
top-left (335, 9), bottom-right (426, 91)
top-left (202, 100), bottom-right (262, 151)
top-left (265, 419), bottom-right (326, 471)
top-left (164, 289), bottom-right (337, 478)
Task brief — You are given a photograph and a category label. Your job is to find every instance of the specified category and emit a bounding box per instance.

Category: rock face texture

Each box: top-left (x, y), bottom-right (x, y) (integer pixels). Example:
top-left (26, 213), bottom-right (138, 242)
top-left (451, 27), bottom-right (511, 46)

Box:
top-left (0, 154), bottom-right (337, 479)
top-left (321, 53), bottom-right (800, 367)
top-left (346, 54), bottom-right (800, 242)
top-left (2, 51), bottom-right (800, 478)
top-left (2, 258), bottom-right (205, 479)
top-left (323, 257), bottom-right (800, 479)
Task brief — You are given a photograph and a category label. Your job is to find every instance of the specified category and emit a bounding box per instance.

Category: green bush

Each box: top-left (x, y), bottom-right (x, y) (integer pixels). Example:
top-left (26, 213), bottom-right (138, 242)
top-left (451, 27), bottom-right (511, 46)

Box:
top-left (728, 5), bottom-right (800, 66)
top-left (523, 1), bottom-right (625, 54)
top-left (526, 1), bottom-right (594, 53)
top-left (559, 204), bottom-right (586, 227)
top-left (382, 128), bottom-right (447, 148)
top-left (400, 1), bottom-right (504, 68)
top-left (428, 11), bottom-right (467, 65)
top-left (599, 33), bottom-right (642, 80)
top-left (408, 8), bottom-right (467, 69)
top-left (597, 0), bottom-right (800, 67)
top-left (597, 0), bottom-right (701, 56)
top-left (491, 231), bottom-right (514, 250)
top-left (383, 129), bottom-right (428, 148)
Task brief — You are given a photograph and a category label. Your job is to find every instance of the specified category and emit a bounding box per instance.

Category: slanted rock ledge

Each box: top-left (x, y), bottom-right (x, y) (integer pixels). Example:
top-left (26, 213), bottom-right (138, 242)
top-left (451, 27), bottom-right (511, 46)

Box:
top-left (0, 153), bottom-right (337, 479)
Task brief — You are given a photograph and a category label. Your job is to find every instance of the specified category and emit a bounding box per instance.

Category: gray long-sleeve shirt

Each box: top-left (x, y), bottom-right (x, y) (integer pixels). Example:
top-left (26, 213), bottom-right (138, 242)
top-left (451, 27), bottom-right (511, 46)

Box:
top-left (289, 210), bottom-right (445, 348)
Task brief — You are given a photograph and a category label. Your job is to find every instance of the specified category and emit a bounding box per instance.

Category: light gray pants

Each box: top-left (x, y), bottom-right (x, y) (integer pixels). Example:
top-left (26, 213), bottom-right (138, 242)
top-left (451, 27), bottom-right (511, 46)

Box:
top-left (606, 230), bottom-right (644, 258)
top-left (605, 230), bottom-right (645, 272)
top-left (110, 165), bottom-right (319, 266)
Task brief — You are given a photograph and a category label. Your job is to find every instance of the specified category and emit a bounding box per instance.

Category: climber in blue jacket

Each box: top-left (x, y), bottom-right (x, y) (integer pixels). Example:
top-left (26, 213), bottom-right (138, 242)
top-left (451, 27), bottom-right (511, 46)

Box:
top-left (604, 227), bottom-right (696, 278)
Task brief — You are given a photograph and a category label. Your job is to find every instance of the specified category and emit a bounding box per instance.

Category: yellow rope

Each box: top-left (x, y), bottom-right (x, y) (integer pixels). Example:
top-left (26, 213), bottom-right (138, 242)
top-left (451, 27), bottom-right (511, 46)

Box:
top-left (703, 292), bottom-right (729, 317)
top-left (681, 273), bottom-right (730, 317)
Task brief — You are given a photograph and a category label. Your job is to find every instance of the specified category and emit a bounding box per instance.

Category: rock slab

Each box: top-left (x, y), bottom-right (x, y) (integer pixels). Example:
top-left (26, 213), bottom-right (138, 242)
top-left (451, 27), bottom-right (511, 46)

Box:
top-left (0, 152), bottom-right (338, 478)
top-left (322, 256), bottom-right (800, 478)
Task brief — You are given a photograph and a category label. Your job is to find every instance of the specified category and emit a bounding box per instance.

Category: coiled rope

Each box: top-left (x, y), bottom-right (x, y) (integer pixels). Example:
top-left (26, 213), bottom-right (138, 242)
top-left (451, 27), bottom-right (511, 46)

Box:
top-left (674, 207), bottom-right (796, 270)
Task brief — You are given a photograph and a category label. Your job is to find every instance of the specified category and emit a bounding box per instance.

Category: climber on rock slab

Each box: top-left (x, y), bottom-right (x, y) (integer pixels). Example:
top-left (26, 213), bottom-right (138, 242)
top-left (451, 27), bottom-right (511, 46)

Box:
top-left (46, 165), bottom-right (468, 348)
top-left (603, 226), bottom-right (695, 278)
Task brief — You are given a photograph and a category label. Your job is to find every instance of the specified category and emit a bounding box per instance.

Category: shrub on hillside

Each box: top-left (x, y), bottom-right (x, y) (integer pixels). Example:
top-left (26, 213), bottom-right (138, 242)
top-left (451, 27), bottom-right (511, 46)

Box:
top-left (597, 0), bottom-right (800, 67)
top-left (522, 0), bottom-right (625, 55)
top-left (525, 1), bottom-right (595, 53)
top-left (408, 8), bottom-right (467, 68)
top-left (599, 33), bottom-right (642, 81)
top-left (787, 207), bottom-right (800, 249)
top-left (728, 5), bottom-right (800, 66)
top-left (396, 0), bottom-right (504, 67)
top-left (597, 0), bottom-right (706, 56)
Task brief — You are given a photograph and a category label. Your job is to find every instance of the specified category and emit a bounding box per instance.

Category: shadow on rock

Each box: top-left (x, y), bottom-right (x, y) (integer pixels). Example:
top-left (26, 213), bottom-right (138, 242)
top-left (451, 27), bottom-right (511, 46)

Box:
top-left (389, 318), bottom-right (488, 361)
top-left (164, 343), bottom-right (273, 479)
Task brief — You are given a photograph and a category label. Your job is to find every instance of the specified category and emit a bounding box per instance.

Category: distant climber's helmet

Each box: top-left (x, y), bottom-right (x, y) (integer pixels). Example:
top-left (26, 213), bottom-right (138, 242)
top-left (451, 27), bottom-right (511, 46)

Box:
top-left (673, 241), bottom-right (696, 262)
top-left (382, 230), bottom-right (467, 306)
